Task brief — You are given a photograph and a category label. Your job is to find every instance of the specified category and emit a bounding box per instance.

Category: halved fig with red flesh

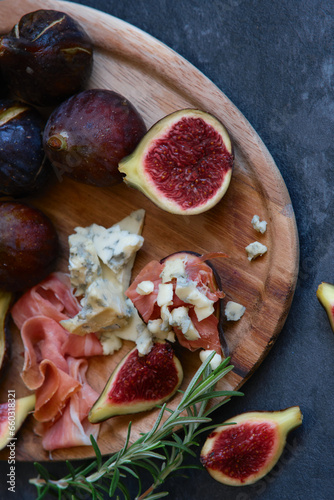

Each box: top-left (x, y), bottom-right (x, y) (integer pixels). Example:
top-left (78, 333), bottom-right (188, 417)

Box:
top-left (118, 109), bottom-right (233, 215)
top-left (125, 251), bottom-right (228, 356)
top-left (200, 406), bottom-right (303, 486)
top-left (88, 341), bottom-right (183, 423)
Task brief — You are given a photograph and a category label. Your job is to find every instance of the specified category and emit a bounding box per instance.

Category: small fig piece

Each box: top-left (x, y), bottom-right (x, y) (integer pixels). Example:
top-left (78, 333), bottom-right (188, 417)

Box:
top-left (43, 89), bottom-right (147, 186)
top-left (317, 282), bottom-right (334, 331)
top-left (0, 290), bottom-right (12, 379)
top-left (200, 406), bottom-right (303, 486)
top-left (119, 109), bottom-right (233, 215)
top-left (89, 341), bottom-right (183, 423)
top-left (0, 100), bottom-right (50, 197)
top-left (0, 201), bottom-right (58, 291)
top-left (0, 394), bottom-right (35, 450)
top-left (0, 10), bottom-right (93, 106)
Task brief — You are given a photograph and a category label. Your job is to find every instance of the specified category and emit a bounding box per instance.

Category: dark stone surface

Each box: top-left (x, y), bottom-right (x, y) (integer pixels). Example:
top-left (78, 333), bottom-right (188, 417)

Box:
top-left (1, 0), bottom-right (333, 498)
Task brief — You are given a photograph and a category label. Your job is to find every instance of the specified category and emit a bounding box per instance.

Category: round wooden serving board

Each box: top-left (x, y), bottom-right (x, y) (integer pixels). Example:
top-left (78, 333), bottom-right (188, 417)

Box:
top-left (0, 0), bottom-right (299, 462)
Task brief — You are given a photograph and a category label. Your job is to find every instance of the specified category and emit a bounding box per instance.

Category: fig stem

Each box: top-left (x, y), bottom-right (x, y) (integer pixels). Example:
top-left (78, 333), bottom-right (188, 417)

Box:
top-left (47, 133), bottom-right (68, 151)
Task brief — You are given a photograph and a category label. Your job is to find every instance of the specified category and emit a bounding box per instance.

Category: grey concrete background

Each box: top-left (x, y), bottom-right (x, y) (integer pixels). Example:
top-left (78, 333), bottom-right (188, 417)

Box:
top-left (1, 0), bottom-right (333, 498)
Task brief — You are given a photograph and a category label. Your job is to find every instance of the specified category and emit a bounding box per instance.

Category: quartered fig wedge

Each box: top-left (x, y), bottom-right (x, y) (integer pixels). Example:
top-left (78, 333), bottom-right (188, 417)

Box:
top-left (0, 290), bottom-right (12, 380)
top-left (317, 282), bottom-right (334, 331)
top-left (200, 406), bottom-right (303, 486)
top-left (88, 341), bottom-right (183, 423)
top-left (0, 394), bottom-right (35, 450)
top-left (119, 109), bottom-right (233, 215)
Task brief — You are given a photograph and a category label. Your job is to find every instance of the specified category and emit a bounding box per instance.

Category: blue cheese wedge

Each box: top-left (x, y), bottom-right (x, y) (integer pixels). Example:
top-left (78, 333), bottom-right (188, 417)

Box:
top-left (61, 210), bottom-right (145, 338)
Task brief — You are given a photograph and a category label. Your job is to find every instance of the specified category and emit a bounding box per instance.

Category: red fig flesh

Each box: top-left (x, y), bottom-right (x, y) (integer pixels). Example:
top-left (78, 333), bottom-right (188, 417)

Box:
top-left (317, 282), bottom-right (334, 331)
top-left (88, 341), bottom-right (183, 423)
top-left (200, 406), bottom-right (303, 486)
top-left (119, 109), bottom-right (233, 215)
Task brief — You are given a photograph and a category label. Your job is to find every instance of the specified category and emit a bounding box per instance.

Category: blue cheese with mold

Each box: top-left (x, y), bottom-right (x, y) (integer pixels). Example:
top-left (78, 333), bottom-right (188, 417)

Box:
top-left (61, 210), bottom-right (146, 339)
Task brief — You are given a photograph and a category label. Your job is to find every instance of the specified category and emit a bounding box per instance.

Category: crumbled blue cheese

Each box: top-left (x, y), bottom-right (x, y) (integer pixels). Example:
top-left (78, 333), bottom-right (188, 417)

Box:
top-left (175, 278), bottom-right (214, 320)
top-left (225, 301), bottom-right (246, 321)
top-left (157, 283), bottom-right (173, 307)
top-left (136, 280), bottom-right (154, 295)
top-left (245, 241), bottom-right (268, 261)
top-left (99, 333), bottom-right (123, 355)
top-left (169, 306), bottom-right (200, 341)
top-left (251, 215), bottom-right (267, 234)
top-left (136, 324), bottom-right (154, 356)
top-left (147, 319), bottom-right (175, 342)
top-left (199, 349), bottom-right (223, 370)
top-left (160, 258), bottom-right (186, 283)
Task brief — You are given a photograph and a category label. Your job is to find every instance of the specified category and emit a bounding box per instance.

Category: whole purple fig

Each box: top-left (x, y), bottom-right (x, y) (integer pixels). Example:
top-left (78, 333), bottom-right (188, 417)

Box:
top-left (43, 89), bottom-right (147, 187)
top-left (0, 10), bottom-right (93, 107)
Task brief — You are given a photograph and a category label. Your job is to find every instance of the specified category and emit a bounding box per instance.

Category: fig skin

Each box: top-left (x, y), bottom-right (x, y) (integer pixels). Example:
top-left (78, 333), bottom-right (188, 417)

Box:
top-left (0, 10), bottom-right (93, 107)
top-left (0, 99), bottom-right (50, 197)
top-left (200, 406), bottom-right (303, 486)
top-left (0, 201), bottom-right (59, 292)
top-left (317, 282), bottom-right (334, 331)
top-left (119, 108), bottom-right (233, 215)
top-left (0, 394), bottom-right (35, 450)
top-left (89, 341), bottom-right (183, 423)
top-left (43, 89), bottom-right (147, 187)
top-left (0, 290), bottom-right (12, 380)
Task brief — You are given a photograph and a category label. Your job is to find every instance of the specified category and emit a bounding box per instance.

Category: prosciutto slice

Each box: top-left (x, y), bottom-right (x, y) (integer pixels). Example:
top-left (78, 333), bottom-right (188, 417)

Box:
top-left (11, 273), bottom-right (102, 450)
top-left (12, 272), bottom-right (80, 329)
top-left (36, 358), bottom-right (100, 451)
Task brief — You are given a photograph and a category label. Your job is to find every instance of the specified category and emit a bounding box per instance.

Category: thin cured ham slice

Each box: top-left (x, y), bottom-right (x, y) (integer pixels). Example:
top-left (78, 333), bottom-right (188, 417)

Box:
top-left (12, 273), bottom-right (103, 451)
top-left (20, 316), bottom-right (69, 389)
top-left (36, 358), bottom-right (100, 451)
top-left (62, 332), bottom-right (104, 358)
top-left (11, 272), bottom-right (80, 329)
top-left (126, 260), bottom-right (162, 322)
top-left (34, 360), bottom-right (81, 423)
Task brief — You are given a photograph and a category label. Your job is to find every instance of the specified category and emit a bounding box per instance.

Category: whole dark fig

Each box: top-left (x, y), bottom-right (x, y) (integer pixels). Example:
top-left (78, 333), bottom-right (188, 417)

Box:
top-left (0, 201), bottom-right (58, 292)
top-left (0, 10), bottom-right (93, 107)
top-left (0, 99), bottom-right (50, 197)
top-left (43, 89), bottom-right (147, 186)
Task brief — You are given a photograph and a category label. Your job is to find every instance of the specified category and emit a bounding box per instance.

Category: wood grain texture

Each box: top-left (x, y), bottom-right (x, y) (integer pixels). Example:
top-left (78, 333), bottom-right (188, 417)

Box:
top-left (0, 0), bottom-right (299, 462)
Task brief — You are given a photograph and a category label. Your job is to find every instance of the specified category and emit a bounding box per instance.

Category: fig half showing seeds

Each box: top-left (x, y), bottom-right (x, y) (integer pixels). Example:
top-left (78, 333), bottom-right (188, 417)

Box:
top-left (89, 341), bottom-right (183, 423)
top-left (317, 282), bottom-right (334, 331)
top-left (43, 89), bottom-right (147, 186)
top-left (118, 109), bottom-right (233, 215)
top-left (0, 10), bottom-right (93, 107)
top-left (200, 406), bottom-right (303, 486)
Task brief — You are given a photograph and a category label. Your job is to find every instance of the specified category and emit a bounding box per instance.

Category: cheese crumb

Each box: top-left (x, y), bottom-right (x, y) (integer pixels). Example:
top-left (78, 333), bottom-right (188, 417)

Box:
top-left (245, 241), bottom-right (268, 261)
top-left (251, 215), bottom-right (267, 234)
top-left (136, 280), bottom-right (154, 295)
top-left (199, 350), bottom-right (223, 370)
top-left (225, 301), bottom-right (246, 321)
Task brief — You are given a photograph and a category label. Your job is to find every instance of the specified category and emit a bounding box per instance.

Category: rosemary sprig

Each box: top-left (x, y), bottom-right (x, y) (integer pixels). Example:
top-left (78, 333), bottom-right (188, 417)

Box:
top-left (30, 354), bottom-right (243, 499)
